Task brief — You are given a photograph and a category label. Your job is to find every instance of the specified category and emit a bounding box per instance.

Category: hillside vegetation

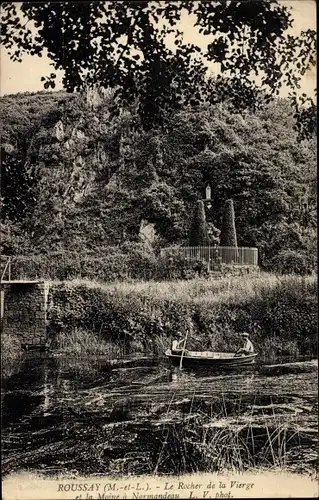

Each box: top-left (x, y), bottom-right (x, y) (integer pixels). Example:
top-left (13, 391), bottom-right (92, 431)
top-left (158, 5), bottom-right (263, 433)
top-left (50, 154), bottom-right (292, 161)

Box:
top-left (0, 90), bottom-right (316, 271)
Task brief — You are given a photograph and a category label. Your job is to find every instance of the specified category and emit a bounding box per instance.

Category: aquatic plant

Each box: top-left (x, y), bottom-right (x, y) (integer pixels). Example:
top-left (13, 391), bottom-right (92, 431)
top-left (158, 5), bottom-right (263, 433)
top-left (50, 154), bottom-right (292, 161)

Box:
top-left (2, 366), bottom-right (316, 477)
top-left (151, 393), bottom-right (315, 474)
top-left (56, 328), bottom-right (123, 358)
top-left (1, 334), bottom-right (23, 379)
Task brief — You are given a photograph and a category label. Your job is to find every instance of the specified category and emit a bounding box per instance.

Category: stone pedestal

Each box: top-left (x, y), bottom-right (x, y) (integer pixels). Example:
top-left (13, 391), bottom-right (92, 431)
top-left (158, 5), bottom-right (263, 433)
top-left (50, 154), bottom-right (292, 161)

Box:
top-left (0, 281), bottom-right (50, 347)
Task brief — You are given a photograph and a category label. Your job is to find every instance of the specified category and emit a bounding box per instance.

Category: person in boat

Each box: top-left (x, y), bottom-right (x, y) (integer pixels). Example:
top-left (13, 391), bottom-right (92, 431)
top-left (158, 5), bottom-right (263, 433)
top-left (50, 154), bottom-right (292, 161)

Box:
top-left (236, 332), bottom-right (254, 356)
top-left (171, 333), bottom-right (187, 354)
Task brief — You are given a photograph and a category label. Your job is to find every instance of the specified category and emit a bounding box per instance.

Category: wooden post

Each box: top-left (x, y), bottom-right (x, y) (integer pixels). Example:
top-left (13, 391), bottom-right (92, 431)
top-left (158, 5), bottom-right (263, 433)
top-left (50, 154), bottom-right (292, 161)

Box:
top-left (179, 330), bottom-right (189, 371)
top-left (0, 289), bottom-right (4, 334)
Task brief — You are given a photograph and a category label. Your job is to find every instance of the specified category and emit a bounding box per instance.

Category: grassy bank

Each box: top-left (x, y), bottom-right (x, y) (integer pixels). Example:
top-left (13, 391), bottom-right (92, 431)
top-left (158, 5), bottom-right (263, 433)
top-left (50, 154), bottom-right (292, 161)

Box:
top-left (48, 273), bottom-right (317, 359)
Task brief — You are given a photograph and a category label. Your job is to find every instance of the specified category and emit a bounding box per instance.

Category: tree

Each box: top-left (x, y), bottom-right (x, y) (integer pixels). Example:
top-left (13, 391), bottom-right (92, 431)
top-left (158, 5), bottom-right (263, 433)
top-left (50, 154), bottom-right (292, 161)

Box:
top-left (189, 200), bottom-right (208, 246)
top-left (220, 199), bottom-right (238, 247)
top-left (1, 1), bottom-right (316, 135)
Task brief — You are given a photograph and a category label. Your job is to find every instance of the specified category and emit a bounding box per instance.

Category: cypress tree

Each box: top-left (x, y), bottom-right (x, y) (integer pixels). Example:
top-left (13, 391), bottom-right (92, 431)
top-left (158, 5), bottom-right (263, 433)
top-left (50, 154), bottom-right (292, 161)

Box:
top-left (220, 199), bottom-right (238, 247)
top-left (189, 200), bottom-right (209, 246)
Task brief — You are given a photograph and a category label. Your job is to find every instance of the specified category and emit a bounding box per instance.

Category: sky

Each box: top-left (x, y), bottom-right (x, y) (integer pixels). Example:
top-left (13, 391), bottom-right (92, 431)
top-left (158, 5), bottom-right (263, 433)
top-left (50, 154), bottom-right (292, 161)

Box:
top-left (0, 0), bottom-right (316, 98)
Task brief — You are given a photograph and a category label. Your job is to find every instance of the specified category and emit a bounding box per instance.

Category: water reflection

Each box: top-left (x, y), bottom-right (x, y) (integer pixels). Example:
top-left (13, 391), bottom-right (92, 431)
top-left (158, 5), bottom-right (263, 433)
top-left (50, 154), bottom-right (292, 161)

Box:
top-left (2, 355), bottom-right (61, 430)
top-left (1, 353), bottom-right (317, 477)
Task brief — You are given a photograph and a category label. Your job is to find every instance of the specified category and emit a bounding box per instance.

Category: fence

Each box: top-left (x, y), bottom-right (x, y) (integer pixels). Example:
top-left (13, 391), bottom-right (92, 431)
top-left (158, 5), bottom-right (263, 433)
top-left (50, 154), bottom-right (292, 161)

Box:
top-left (160, 246), bottom-right (258, 266)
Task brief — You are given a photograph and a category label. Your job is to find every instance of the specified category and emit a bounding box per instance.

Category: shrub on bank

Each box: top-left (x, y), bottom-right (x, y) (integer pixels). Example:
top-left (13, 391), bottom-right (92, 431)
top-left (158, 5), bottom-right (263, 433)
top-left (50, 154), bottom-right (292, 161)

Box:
top-left (267, 250), bottom-right (315, 275)
top-left (156, 253), bottom-right (209, 280)
top-left (8, 251), bottom-right (130, 281)
top-left (48, 275), bottom-right (318, 358)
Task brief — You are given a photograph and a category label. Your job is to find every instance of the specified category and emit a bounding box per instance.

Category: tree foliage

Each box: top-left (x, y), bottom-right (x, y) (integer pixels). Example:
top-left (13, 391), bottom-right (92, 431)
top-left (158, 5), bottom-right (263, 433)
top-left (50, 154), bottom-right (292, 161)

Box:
top-left (189, 200), bottom-right (209, 246)
top-left (1, 1), bottom-right (316, 135)
top-left (220, 199), bottom-right (238, 247)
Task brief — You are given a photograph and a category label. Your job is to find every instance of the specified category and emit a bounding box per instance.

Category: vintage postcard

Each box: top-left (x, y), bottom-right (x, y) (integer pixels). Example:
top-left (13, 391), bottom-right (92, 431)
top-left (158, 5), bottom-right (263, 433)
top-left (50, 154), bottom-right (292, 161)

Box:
top-left (1, 1), bottom-right (317, 499)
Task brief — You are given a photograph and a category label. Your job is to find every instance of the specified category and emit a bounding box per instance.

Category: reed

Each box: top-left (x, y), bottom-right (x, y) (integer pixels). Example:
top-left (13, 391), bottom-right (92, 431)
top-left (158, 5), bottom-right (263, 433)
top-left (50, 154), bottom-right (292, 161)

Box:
top-left (152, 393), bottom-right (310, 475)
top-left (56, 328), bottom-right (122, 358)
top-left (1, 334), bottom-right (23, 378)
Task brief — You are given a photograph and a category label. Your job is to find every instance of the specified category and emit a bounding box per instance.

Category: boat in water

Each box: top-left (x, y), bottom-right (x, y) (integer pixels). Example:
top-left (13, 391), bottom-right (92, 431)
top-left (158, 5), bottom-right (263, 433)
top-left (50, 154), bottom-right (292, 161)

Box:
top-left (165, 349), bottom-right (257, 368)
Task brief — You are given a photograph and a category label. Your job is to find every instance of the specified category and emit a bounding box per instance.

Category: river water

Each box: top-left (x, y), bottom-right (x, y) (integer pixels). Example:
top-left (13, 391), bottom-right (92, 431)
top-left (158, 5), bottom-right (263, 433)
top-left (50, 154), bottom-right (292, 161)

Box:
top-left (1, 353), bottom-right (318, 477)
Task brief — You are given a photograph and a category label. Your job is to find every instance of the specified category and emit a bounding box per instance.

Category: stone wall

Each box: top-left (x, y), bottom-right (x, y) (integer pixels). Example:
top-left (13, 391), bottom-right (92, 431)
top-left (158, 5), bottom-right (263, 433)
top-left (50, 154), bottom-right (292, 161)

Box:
top-left (0, 281), bottom-right (49, 346)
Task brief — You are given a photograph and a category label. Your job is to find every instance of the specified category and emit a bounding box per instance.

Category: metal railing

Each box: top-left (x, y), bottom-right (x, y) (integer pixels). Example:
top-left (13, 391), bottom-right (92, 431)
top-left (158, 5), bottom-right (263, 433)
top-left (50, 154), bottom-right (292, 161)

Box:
top-left (160, 246), bottom-right (258, 266)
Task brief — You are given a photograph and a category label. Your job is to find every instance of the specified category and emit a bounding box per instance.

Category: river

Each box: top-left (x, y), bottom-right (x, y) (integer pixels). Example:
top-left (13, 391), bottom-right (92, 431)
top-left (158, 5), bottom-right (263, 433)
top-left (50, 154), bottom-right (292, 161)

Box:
top-left (1, 353), bottom-right (318, 477)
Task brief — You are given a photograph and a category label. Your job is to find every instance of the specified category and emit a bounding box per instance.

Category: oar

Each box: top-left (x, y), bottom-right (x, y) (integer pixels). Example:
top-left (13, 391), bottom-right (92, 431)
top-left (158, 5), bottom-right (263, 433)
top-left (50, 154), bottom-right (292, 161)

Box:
top-left (179, 330), bottom-right (189, 371)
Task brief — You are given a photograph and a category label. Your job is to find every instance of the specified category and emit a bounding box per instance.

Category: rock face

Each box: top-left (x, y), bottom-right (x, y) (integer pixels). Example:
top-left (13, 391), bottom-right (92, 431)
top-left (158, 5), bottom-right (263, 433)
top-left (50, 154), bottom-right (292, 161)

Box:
top-left (14, 93), bottom-right (131, 250)
top-left (71, 127), bottom-right (86, 140)
top-left (27, 109), bottom-right (110, 210)
top-left (139, 219), bottom-right (156, 248)
top-left (52, 120), bottom-right (64, 141)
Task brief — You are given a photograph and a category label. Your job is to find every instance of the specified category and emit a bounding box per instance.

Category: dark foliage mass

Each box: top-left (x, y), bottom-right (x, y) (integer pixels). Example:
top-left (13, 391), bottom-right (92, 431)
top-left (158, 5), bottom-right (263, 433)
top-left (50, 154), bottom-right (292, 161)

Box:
top-left (0, 87), bottom-right (316, 272)
top-left (0, 1), bottom-right (316, 136)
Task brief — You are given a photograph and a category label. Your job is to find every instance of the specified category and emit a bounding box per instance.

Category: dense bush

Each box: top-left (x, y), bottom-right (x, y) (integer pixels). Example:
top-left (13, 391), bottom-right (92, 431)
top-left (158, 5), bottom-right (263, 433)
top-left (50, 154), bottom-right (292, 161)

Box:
top-left (267, 249), bottom-right (315, 275)
top-left (156, 253), bottom-right (209, 280)
top-left (5, 246), bottom-right (157, 281)
top-left (3, 243), bottom-right (315, 283)
top-left (122, 242), bottom-right (157, 280)
top-left (5, 246), bottom-right (214, 282)
top-left (48, 275), bottom-right (318, 359)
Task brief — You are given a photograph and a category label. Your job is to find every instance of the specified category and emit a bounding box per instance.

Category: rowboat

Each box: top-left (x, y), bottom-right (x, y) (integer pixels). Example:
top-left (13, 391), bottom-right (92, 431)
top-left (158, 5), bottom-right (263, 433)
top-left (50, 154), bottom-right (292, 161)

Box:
top-left (165, 349), bottom-right (257, 368)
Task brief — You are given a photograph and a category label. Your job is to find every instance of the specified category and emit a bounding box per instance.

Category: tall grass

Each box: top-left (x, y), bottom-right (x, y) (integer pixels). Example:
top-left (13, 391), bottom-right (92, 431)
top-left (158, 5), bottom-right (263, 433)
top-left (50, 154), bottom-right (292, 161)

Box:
top-left (1, 334), bottom-right (23, 378)
top-left (56, 328), bottom-right (122, 358)
top-left (151, 393), bottom-right (312, 474)
top-left (1, 334), bottom-right (22, 362)
top-left (52, 272), bottom-right (316, 304)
